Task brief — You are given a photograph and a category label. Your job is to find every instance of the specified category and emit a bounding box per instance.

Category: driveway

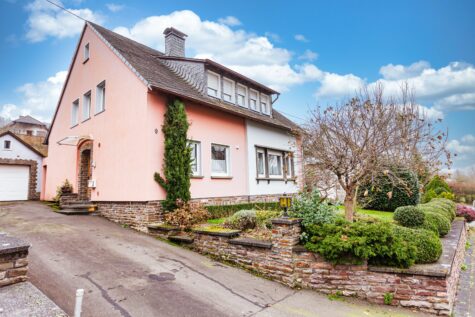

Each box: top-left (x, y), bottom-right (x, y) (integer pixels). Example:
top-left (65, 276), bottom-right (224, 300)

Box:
top-left (0, 201), bottom-right (429, 317)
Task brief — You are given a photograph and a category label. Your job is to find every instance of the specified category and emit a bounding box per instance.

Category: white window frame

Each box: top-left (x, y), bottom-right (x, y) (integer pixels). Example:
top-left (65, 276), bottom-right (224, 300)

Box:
top-left (256, 148), bottom-right (266, 178)
top-left (95, 81), bottom-right (106, 114)
top-left (236, 84), bottom-right (248, 108)
top-left (82, 91), bottom-right (91, 121)
top-left (211, 143), bottom-right (231, 177)
top-left (84, 43), bottom-right (90, 61)
top-left (267, 150), bottom-right (284, 178)
top-left (222, 77), bottom-right (235, 103)
top-left (207, 71), bottom-right (221, 98)
top-left (285, 153), bottom-right (294, 178)
top-left (71, 99), bottom-right (79, 127)
top-left (3, 140), bottom-right (11, 150)
top-left (189, 141), bottom-right (202, 176)
top-left (260, 94), bottom-right (270, 115)
top-left (249, 89), bottom-right (259, 111)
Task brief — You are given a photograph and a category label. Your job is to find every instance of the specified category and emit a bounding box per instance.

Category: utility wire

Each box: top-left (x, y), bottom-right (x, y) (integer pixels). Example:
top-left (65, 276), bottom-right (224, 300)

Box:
top-left (45, 0), bottom-right (86, 21)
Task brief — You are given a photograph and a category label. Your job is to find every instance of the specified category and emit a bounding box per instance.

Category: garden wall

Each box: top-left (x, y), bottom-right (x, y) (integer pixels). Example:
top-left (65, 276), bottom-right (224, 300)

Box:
top-left (186, 218), bottom-right (467, 316)
top-left (0, 234), bottom-right (30, 287)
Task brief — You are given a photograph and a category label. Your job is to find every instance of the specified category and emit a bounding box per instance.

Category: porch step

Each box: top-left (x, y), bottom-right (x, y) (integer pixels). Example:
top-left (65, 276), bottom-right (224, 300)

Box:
top-left (58, 203), bottom-right (97, 215)
top-left (168, 235), bottom-right (194, 244)
top-left (56, 208), bottom-right (91, 215)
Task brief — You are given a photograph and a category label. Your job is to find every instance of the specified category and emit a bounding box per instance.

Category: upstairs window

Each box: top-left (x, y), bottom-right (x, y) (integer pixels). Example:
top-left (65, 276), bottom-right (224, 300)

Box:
top-left (236, 84), bottom-right (247, 107)
top-left (249, 89), bottom-right (259, 111)
top-left (207, 71), bottom-right (220, 98)
top-left (71, 99), bottom-right (79, 127)
top-left (26, 130), bottom-right (33, 136)
top-left (96, 81), bottom-right (106, 114)
top-left (83, 91), bottom-right (91, 120)
top-left (84, 43), bottom-right (90, 61)
top-left (211, 144), bottom-right (230, 176)
top-left (3, 140), bottom-right (11, 150)
top-left (222, 77), bottom-right (234, 103)
top-left (189, 141), bottom-right (201, 176)
top-left (260, 94), bottom-right (270, 115)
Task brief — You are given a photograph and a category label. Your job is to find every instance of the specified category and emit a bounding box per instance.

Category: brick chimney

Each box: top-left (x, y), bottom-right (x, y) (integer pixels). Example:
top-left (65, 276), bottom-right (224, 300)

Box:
top-left (163, 27), bottom-right (187, 57)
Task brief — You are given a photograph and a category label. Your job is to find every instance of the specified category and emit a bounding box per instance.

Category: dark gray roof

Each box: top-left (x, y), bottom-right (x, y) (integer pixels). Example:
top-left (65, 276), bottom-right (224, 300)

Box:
top-left (13, 115), bottom-right (46, 126)
top-left (88, 22), bottom-right (300, 132)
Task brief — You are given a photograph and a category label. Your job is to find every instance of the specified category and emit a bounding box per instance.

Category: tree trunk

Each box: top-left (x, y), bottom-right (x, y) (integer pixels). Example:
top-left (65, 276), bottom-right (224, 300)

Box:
top-left (344, 190), bottom-right (356, 222)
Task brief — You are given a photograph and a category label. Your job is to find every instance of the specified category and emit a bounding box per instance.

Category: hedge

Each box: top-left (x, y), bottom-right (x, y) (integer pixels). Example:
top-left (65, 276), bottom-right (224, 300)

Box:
top-left (393, 226), bottom-right (442, 263)
top-left (422, 212), bottom-right (451, 237)
top-left (205, 202), bottom-right (280, 218)
top-left (394, 206), bottom-right (425, 227)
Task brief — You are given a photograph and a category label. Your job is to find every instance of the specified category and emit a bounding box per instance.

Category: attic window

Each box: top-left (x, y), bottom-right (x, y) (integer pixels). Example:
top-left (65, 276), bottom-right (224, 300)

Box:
top-left (207, 71), bottom-right (220, 98)
top-left (236, 84), bottom-right (247, 107)
top-left (249, 89), bottom-right (259, 111)
top-left (3, 140), bottom-right (11, 150)
top-left (84, 43), bottom-right (90, 62)
top-left (260, 94), bottom-right (270, 115)
top-left (222, 77), bottom-right (234, 103)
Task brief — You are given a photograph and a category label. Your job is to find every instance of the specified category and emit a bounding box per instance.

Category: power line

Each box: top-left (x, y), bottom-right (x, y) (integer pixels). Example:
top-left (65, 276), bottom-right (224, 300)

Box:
top-left (45, 0), bottom-right (86, 21)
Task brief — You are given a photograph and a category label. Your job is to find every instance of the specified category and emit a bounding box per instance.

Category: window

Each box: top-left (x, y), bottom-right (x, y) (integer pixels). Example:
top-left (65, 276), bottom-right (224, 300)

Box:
top-left (207, 71), bottom-right (220, 98)
top-left (71, 99), bottom-right (79, 126)
top-left (260, 94), bottom-right (270, 114)
top-left (211, 144), bottom-right (230, 176)
top-left (84, 43), bottom-right (90, 61)
top-left (3, 140), bottom-right (11, 150)
top-left (268, 150), bottom-right (283, 177)
top-left (96, 81), bottom-right (106, 114)
top-left (285, 153), bottom-right (294, 178)
top-left (26, 130), bottom-right (33, 136)
top-left (237, 84), bottom-right (247, 107)
top-left (222, 77), bottom-right (235, 103)
top-left (256, 148), bottom-right (266, 177)
top-left (249, 89), bottom-right (259, 111)
top-left (189, 141), bottom-right (201, 176)
top-left (83, 91), bottom-right (91, 120)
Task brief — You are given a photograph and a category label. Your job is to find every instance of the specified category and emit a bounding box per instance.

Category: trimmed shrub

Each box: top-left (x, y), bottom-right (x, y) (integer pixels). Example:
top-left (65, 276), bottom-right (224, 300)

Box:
top-left (457, 204), bottom-right (475, 222)
top-left (420, 199), bottom-right (456, 221)
top-left (393, 226), bottom-right (442, 263)
top-left (289, 189), bottom-right (337, 227)
top-left (256, 210), bottom-right (281, 228)
top-left (224, 210), bottom-right (257, 230)
top-left (394, 206), bottom-right (425, 227)
top-left (422, 212), bottom-right (451, 237)
top-left (422, 175), bottom-right (454, 203)
top-left (304, 219), bottom-right (417, 268)
top-left (206, 202), bottom-right (279, 218)
top-left (358, 169), bottom-right (420, 212)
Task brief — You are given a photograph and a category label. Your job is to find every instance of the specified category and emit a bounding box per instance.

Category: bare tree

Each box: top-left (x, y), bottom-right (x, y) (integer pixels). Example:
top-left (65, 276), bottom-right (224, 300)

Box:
top-left (0, 115), bottom-right (8, 128)
top-left (304, 83), bottom-right (450, 221)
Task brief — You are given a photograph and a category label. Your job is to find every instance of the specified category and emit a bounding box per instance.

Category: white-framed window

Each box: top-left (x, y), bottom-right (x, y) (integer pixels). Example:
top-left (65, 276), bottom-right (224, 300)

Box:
top-left (285, 153), bottom-right (294, 178)
top-left (83, 91), bottom-right (91, 120)
top-left (189, 141), bottom-right (201, 176)
top-left (211, 143), bottom-right (230, 176)
top-left (207, 71), bottom-right (220, 98)
top-left (3, 140), bottom-right (11, 150)
top-left (260, 94), bottom-right (270, 115)
top-left (249, 89), bottom-right (259, 111)
top-left (267, 150), bottom-right (283, 178)
top-left (96, 81), bottom-right (106, 114)
top-left (236, 84), bottom-right (247, 107)
top-left (84, 43), bottom-right (90, 61)
top-left (222, 77), bottom-right (235, 103)
top-left (71, 99), bottom-right (79, 126)
top-left (256, 148), bottom-right (266, 177)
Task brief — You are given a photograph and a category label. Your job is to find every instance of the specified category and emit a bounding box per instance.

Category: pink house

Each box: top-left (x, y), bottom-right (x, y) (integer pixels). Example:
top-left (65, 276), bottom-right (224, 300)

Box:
top-left (43, 22), bottom-right (302, 229)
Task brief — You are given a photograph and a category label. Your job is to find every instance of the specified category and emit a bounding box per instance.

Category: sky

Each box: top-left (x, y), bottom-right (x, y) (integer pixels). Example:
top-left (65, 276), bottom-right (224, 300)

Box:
top-left (0, 0), bottom-right (474, 171)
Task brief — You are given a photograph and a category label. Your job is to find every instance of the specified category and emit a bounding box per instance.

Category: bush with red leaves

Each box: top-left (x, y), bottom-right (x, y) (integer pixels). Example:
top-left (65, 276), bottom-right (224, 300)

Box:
top-left (456, 204), bottom-right (475, 222)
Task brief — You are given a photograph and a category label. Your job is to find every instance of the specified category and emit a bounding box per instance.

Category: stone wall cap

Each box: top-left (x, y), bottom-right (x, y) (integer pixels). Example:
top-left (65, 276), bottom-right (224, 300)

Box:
top-left (229, 237), bottom-right (272, 249)
top-left (0, 233), bottom-right (30, 255)
top-left (271, 218), bottom-right (302, 225)
top-left (192, 228), bottom-right (241, 237)
top-left (292, 245), bottom-right (308, 253)
top-left (147, 223), bottom-right (179, 231)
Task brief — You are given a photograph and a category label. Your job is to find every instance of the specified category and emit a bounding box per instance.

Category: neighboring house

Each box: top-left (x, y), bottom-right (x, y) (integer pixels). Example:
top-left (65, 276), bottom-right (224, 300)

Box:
top-left (42, 22), bottom-right (302, 227)
top-left (0, 131), bottom-right (46, 201)
top-left (0, 115), bottom-right (49, 137)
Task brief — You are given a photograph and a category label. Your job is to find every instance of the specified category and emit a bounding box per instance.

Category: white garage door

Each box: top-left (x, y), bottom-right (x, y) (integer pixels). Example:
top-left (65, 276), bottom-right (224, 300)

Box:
top-left (0, 165), bottom-right (30, 201)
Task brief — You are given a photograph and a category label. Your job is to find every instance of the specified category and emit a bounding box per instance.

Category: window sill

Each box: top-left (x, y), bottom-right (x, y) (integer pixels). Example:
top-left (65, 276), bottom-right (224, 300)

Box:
top-left (191, 175), bottom-right (204, 179)
top-left (211, 175), bottom-right (233, 179)
top-left (83, 58), bottom-right (89, 64)
top-left (94, 109), bottom-right (105, 116)
top-left (256, 177), bottom-right (296, 183)
top-left (81, 117), bottom-right (91, 123)
top-left (70, 123), bottom-right (79, 129)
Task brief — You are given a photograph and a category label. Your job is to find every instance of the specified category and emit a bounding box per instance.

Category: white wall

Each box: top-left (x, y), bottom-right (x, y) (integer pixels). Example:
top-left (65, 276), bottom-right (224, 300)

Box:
top-left (246, 120), bottom-right (301, 196)
top-left (0, 134), bottom-right (43, 193)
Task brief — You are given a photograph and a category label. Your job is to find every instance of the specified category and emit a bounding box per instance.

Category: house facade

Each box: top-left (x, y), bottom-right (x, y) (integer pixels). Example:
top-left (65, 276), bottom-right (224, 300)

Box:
top-left (42, 22), bottom-right (302, 228)
top-left (1, 115), bottom-right (49, 137)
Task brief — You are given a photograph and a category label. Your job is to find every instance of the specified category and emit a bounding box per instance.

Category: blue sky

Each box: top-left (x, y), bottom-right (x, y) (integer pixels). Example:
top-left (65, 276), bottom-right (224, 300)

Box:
top-left (0, 0), bottom-right (474, 171)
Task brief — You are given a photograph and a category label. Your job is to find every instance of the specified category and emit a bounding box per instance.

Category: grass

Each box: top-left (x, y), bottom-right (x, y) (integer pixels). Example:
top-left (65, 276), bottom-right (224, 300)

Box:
top-left (337, 206), bottom-right (394, 221)
top-left (207, 218), bottom-right (225, 225)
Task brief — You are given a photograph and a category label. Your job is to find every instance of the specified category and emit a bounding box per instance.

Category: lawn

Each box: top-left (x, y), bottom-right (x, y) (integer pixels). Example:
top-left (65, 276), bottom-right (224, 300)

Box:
top-left (337, 206), bottom-right (394, 221)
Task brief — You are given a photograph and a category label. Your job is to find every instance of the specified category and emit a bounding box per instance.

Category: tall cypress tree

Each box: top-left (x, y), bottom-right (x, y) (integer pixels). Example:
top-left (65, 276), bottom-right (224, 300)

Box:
top-left (154, 98), bottom-right (192, 211)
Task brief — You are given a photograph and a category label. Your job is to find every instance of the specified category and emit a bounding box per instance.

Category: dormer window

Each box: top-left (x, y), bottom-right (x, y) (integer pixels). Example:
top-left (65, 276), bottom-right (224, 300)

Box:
top-left (222, 77), bottom-right (234, 103)
top-left (249, 89), bottom-right (259, 111)
top-left (237, 84), bottom-right (247, 107)
top-left (260, 94), bottom-right (270, 114)
top-left (207, 71), bottom-right (220, 98)
top-left (84, 43), bottom-right (90, 62)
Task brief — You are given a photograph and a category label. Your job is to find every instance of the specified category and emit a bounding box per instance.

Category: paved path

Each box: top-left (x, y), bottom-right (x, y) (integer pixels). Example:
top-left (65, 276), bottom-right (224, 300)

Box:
top-left (454, 228), bottom-right (475, 317)
top-left (0, 201), bottom-right (429, 317)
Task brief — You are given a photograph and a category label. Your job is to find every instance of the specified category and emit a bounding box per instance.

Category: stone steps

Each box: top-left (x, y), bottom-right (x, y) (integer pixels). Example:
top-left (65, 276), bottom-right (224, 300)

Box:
top-left (58, 202), bottom-right (97, 215)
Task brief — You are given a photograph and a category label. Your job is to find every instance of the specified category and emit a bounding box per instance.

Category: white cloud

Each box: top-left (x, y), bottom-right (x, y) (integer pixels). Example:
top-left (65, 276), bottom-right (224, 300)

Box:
top-left (419, 104), bottom-right (444, 120)
top-left (25, 0), bottom-right (104, 42)
top-left (447, 139), bottom-right (475, 155)
top-left (294, 34), bottom-right (308, 42)
top-left (315, 73), bottom-right (366, 99)
top-left (0, 71), bottom-right (67, 122)
top-left (298, 49), bottom-right (318, 62)
top-left (106, 3), bottom-right (124, 12)
top-left (379, 61), bottom-right (431, 80)
top-left (217, 16), bottom-right (241, 26)
top-left (462, 134), bottom-right (475, 143)
top-left (434, 92), bottom-right (475, 111)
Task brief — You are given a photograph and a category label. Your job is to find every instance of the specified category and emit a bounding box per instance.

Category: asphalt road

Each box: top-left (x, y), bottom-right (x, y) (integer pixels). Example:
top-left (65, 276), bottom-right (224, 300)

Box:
top-left (0, 201), bottom-right (429, 317)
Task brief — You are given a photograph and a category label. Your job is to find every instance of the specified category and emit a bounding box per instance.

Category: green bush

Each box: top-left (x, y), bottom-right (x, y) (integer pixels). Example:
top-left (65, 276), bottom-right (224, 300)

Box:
top-left (394, 206), bottom-right (425, 227)
top-left (422, 175), bottom-right (454, 203)
top-left (223, 210), bottom-right (257, 230)
top-left (255, 210), bottom-right (281, 228)
top-left (358, 168), bottom-right (420, 212)
top-left (422, 212), bottom-right (451, 237)
top-left (289, 189), bottom-right (337, 227)
top-left (304, 219), bottom-right (417, 268)
top-left (393, 226), bottom-right (442, 263)
top-left (206, 202), bottom-right (280, 218)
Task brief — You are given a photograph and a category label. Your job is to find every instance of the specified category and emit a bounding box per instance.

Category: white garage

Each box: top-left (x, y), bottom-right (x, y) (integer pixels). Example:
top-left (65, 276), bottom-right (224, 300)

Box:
top-left (0, 165), bottom-right (30, 201)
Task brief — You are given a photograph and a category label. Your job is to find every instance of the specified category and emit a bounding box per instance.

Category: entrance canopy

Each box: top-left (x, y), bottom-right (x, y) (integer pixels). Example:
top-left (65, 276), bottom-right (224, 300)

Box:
top-left (57, 135), bottom-right (93, 146)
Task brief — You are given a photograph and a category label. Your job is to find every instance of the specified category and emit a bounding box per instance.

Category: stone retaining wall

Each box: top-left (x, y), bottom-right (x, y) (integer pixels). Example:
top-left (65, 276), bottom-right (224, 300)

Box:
top-left (188, 219), bottom-right (467, 316)
top-left (0, 234), bottom-right (30, 287)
